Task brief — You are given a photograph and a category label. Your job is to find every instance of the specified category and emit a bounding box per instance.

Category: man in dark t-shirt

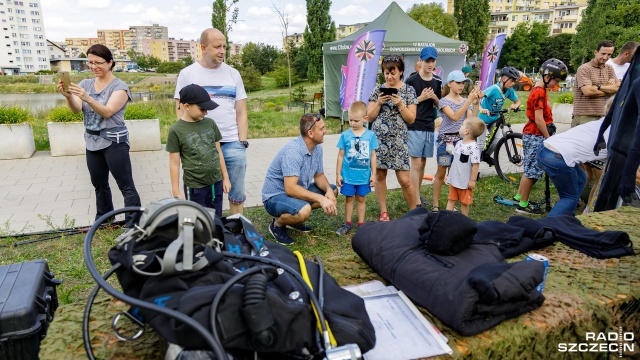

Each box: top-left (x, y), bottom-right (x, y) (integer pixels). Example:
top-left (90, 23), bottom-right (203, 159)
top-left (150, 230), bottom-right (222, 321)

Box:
top-left (405, 46), bottom-right (442, 207)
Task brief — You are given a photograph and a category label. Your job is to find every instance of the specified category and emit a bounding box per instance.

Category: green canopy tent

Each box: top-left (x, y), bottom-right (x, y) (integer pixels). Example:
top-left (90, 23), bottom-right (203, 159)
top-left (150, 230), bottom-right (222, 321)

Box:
top-left (322, 1), bottom-right (469, 118)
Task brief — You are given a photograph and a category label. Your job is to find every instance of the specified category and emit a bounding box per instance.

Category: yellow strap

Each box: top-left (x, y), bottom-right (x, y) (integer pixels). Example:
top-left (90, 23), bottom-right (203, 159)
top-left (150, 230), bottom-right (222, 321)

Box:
top-left (293, 250), bottom-right (337, 347)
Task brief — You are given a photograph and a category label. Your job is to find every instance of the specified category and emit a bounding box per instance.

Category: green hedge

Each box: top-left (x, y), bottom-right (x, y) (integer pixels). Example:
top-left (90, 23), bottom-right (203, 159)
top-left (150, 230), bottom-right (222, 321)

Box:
top-left (557, 92), bottom-right (574, 104)
top-left (124, 102), bottom-right (158, 119)
top-left (48, 106), bottom-right (83, 122)
top-left (0, 105), bottom-right (32, 124)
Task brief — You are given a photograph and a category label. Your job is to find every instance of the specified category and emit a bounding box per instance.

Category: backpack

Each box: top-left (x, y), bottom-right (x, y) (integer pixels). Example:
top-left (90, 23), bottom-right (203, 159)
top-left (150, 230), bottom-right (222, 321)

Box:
top-left (106, 199), bottom-right (375, 357)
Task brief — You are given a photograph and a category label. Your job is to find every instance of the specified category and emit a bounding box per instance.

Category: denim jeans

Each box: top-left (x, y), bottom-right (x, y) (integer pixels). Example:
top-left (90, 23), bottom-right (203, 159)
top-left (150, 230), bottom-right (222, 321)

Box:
top-left (86, 141), bottom-right (141, 227)
top-left (221, 141), bottom-right (247, 204)
top-left (264, 183), bottom-right (337, 218)
top-left (537, 145), bottom-right (586, 216)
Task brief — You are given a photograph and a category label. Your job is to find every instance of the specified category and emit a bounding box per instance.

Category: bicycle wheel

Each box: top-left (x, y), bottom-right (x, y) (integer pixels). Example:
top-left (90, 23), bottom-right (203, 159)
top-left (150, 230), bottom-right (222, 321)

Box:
top-left (494, 132), bottom-right (524, 184)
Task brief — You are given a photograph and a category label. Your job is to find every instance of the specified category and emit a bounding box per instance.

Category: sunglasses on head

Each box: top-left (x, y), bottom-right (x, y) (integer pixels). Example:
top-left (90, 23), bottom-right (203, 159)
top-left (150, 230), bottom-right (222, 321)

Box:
top-left (383, 55), bottom-right (401, 63)
top-left (306, 113), bottom-right (322, 133)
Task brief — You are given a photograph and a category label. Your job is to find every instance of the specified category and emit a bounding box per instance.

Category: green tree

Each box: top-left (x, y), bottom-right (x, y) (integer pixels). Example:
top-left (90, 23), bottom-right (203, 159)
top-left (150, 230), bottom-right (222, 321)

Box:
top-left (301, 0), bottom-right (336, 82)
top-left (240, 65), bottom-right (262, 92)
top-left (499, 21), bottom-right (550, 70)
top-left (156, 61), bottom-right (184, 74)
top-left (540, 34), bottom-right (574, 73)
top-left (241, 42), bottom-right (282, 75)
top-left (211, 0), bottom-right (239, 58)
top-left (407, 3), bottom-right (458, 39)
top-left (453, 0), bottom-right (490, 56)
top-left (182, 55), bottom-right (194, 67)
top-left (571, 0), bottom-right (640, 67)
top-left (126, 48), bottom-right (138, 61)
top-left (147, 56), bottom-right (161, 68)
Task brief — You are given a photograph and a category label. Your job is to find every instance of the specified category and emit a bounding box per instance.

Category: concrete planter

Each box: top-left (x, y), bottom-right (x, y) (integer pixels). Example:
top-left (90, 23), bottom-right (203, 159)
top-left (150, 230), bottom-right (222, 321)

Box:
top-left (0, 123), bottom-right (36, 159)
top-left (552, 103), bottom-right (573, 125)
top-left (48, 119), bottom-right (161, 157)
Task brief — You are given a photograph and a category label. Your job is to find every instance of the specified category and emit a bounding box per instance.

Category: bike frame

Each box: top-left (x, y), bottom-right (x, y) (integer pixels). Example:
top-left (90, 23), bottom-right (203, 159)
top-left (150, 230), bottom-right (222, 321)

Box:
top-left (482, 111), bottom-right (514, 155)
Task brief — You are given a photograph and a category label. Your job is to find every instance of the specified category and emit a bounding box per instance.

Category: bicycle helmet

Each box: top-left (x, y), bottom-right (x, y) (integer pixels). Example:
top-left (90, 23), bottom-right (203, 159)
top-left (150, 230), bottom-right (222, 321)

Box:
top-left (500, 66), bottom-right (521, 81)
top-left (540, 58), bottom-right (568, 81)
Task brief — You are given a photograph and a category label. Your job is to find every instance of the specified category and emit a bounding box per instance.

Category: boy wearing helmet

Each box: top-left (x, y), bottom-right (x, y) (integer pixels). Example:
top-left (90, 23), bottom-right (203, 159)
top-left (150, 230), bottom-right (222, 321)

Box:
top-left (476, 67), bottom-right (523, 162)
top-left (514, 58), bottom-right (568, 214)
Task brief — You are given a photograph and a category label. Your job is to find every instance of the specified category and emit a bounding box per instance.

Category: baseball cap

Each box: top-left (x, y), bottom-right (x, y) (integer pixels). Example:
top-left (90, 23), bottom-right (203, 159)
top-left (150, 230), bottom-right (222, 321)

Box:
top-left (447, 70), bottom-right (470, 83)
top-left (420, 46), bottom-right (438, 60)
top-left (461, 66), bottom-right (472, 73)
top-left (179, 84), bottom-right (219, 111)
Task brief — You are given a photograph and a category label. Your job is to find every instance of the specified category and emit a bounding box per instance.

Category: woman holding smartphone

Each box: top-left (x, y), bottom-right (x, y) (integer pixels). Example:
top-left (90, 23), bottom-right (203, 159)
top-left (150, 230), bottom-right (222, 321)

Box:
top-left (57, 44), bottom-right (141, 228)
top-left (367, 55), bottom-right (418, 221)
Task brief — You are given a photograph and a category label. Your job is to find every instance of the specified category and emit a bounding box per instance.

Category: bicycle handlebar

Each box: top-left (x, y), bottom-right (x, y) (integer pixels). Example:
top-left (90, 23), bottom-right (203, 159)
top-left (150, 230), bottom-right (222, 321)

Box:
top-left (489, 108), bottom-right (521, 116)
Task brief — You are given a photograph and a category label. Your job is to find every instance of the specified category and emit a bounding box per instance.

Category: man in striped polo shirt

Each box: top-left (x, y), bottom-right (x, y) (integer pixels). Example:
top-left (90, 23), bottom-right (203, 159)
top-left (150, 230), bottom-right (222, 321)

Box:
top-left (572, 40), bottom-right (620, 128)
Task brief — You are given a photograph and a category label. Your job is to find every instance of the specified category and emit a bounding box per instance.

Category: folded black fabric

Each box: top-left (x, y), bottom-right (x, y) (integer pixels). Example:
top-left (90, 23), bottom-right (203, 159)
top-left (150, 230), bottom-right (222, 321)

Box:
top-left (468, 261), bottom-right (544, 304)
top-left (504, 216), bottom-right (557, 250)
top-left (418, 210), bottom-right (477, 256)
top-left (474, 221), bottom-right (534, 258)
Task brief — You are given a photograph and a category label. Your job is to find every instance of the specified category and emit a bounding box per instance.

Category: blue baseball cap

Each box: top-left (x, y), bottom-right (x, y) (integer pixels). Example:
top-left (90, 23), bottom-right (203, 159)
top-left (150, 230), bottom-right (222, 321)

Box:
top-left (420, 46), bottom-right (438, 60)
top-left (447, 70), bottom-right (470, 83)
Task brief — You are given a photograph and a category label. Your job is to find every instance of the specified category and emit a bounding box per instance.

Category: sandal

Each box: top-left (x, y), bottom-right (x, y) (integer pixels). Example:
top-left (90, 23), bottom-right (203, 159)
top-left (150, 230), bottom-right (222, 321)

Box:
top-left (379, 212), bottom-right (390, 222)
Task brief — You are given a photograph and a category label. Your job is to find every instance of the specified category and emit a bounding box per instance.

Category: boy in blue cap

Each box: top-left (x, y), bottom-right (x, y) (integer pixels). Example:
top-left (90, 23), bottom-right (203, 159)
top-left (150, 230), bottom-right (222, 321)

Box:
top-left (405, 46), bottom-right (442, 207)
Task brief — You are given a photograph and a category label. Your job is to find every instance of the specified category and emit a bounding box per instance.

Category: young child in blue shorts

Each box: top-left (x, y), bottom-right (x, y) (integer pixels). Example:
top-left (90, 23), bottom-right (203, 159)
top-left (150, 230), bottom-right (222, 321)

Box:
top-left (336, 101), bottom-right (378, 235)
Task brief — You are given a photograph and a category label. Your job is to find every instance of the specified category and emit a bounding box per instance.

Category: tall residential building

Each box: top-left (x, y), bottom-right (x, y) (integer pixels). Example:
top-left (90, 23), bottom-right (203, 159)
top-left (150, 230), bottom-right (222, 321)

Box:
top-left (97, 29), bottom-right (131, 50)
top-left (229, 42), bottom-right (242, 56)
top-left (129, 23), bottom-right (168, 52)
top-left (283, 23), bottom-right (369, 49)
top-left (141, 38), bottom-right (200, 62)
top-left (64, 37), bottom-right (100, 57)
top-left (0, 0), bottom-right (50, 74)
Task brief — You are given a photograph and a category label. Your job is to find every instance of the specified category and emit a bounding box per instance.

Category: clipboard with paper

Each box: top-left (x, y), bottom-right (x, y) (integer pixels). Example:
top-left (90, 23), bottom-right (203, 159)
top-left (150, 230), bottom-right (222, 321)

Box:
top-left (344, 281), bottom-right (453, 359)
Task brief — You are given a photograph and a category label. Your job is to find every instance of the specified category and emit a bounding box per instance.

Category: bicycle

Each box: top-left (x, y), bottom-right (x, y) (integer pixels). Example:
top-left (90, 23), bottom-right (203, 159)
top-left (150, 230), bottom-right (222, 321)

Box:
top-left (480, 108), bottom-right (524, 185)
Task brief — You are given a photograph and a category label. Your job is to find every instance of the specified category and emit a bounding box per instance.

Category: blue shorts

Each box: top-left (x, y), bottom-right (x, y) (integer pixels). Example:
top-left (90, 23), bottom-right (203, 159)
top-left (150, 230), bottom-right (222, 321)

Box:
top-left (184, 181), bottom-right (223, 217)
top-left (523, 134), bottom-right (545, 179)
top-left (340, 183), bottom-right (371, 197)
top-left (436, 138), bottom-right (460, 167)
top-left (408, 130), bottom-right (435, 158)
top-left (264, 183), bottom-right (337, 218)
top-left (221, 141), bottom-right (247, 204)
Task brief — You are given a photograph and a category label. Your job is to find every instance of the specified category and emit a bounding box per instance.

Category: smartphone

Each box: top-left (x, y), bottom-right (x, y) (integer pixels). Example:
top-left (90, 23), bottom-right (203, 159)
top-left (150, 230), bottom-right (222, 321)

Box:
top-left (59, 71), bottom-right (70, 93)
top-left (380, 87), bottom-right (398, 96)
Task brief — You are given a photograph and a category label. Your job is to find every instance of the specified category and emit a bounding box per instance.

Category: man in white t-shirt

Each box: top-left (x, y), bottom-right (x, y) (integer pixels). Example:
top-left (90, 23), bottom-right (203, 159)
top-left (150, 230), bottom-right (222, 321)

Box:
top-left (175, 28), bottom-right (249, 214)
top-left (606, 41), bottom-right (639, 80)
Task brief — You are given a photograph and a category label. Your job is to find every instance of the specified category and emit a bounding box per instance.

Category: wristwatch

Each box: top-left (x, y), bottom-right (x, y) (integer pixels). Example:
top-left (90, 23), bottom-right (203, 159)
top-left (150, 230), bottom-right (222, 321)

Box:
top-left (240, 140), bottom-right (249, 148)
top-left (596, 83), bottom-right (602, 91)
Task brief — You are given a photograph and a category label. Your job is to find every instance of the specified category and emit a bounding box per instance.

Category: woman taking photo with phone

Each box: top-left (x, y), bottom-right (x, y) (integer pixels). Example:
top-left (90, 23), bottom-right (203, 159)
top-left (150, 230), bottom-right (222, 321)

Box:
top-left (57, 44), bottom-right (141, 228)
top-left (367, 55), bottom-right (418, 221)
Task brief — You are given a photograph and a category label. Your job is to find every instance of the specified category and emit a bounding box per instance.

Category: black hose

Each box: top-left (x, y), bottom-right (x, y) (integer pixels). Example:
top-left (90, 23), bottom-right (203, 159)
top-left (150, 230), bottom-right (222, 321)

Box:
top-left (82, 265), bottom-right (120, 360)
top-left (314, 255), bottom-right (325, 310)
top-left (242, 273), bottom-right (276, 350)
top-left (83, 206), bottom-right (228, 360)
top-left (0, 220), bottom-right (125, 239)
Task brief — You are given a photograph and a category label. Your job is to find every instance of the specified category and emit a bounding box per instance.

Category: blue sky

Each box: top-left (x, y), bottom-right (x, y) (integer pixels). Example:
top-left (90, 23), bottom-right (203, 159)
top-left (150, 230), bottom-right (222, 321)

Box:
top-left (41, 0), bottom-right (447, 47)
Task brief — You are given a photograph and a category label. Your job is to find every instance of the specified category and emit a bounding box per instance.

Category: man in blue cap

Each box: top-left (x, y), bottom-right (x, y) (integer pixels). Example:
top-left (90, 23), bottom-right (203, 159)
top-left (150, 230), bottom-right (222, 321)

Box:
top-left (405, 46), bottom-right (442, 207)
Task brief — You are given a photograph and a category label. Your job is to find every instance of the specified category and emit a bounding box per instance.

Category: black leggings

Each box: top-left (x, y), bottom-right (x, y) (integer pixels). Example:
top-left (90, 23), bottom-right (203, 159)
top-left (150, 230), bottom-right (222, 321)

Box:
top-left (86, 142), bottom-right (141, 228)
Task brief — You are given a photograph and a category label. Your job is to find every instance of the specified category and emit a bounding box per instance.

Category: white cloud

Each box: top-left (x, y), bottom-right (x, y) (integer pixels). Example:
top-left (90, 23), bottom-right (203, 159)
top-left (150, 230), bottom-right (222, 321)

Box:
top-left (77, 0), bottom-right (111, 9)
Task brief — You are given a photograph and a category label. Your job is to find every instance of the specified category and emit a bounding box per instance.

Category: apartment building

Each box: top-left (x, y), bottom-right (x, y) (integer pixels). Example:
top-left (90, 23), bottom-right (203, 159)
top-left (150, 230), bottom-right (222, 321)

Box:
top-left (283, 22), bottom-right (368, 49)
top-left (0, 0), bottom-right (50, 74)
top-left (141, 38), bottom-right (201, 62)
top-left (229, 42), bottom-right (242, 56)
top-left (130, 24), bottom-right (168, 53)
top-left (97, 29), bottom-right (132, 51)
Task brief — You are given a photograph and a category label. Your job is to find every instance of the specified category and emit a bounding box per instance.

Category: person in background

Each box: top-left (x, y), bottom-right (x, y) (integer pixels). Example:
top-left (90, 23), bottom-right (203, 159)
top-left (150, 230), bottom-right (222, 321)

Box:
top-left (514, 59), bottom-right (568, 214)
top-left (606, 41), bottom-right (639, 80)
top-left (175, 28), bottom-right (248, 215)
top-left (408, 59), bottom-right (421, 78)
top-left (58, 44), bottom-right (141, 229)
top-left (367, 55), bottom-right (418, 221)
top-left (335, 101), bottom-right (378, 235)
top-left (166, 84), bottom-right (230, 217)
top-left (476, 67), bottom-right (522, 162)
top-left (405, 46), bottom-right (442, 208)
top-left (461, 66), bottom-right (474, 97)
top-left (446, 117), bottom-right (485, 216)
top-left (432, 70), bottom-right (479, 211)
top-left (261, 114), bottom-right (338, 245)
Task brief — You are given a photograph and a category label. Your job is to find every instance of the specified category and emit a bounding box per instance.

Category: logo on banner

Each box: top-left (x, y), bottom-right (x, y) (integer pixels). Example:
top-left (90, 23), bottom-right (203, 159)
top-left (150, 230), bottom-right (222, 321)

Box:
top-left (459, 44), bottom-right (469, 53)
top-left (355, 39), bottom-right (376, 62)
top-left (486, 44), bottom-right (500, 63)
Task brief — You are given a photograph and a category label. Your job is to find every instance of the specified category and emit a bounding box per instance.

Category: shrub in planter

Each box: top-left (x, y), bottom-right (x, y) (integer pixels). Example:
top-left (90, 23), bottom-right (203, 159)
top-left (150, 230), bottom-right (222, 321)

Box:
top-left (557, 92), bottom-right (574, 104)
top-left (124, 102), bottom-right (158, 120)
top-left (0, 105), bottom-right (36, 159)
top-left (48, 106), bottom-right (83, 122)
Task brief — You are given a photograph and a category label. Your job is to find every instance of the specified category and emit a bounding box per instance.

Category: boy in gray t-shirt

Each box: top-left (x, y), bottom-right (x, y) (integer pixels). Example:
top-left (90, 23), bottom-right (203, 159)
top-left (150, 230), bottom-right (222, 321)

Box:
top-left (166, 84), bottom-right (230, 216)
top-left (446, 117), bottom-right (485, 216)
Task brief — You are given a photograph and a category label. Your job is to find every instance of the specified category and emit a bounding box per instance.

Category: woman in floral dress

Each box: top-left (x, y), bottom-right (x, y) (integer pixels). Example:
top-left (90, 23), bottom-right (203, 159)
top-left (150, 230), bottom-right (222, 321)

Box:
top-left (367, 55), bottom-right (418, 221)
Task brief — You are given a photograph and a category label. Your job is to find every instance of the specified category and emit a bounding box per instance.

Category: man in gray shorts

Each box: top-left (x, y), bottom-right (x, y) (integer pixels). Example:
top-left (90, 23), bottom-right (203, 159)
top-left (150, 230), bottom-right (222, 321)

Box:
top-left (404, 46), bottom-right (442, 207)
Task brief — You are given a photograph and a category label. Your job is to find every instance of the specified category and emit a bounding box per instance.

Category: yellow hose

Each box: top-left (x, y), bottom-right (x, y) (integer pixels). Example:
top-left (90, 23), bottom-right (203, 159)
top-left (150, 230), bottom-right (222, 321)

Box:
top-left (293, 250), bottom-right (337, 347)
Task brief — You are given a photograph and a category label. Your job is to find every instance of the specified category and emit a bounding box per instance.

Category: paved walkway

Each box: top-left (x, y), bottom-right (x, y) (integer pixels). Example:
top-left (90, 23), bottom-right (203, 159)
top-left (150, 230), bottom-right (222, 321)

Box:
top-left (1, 123), bottom-right (568, 234)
